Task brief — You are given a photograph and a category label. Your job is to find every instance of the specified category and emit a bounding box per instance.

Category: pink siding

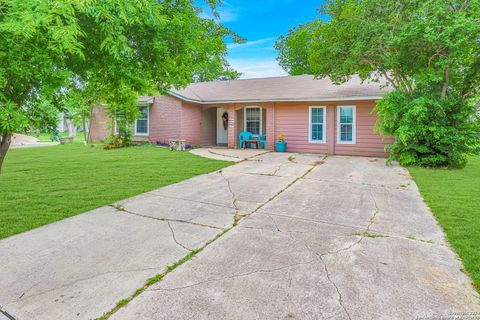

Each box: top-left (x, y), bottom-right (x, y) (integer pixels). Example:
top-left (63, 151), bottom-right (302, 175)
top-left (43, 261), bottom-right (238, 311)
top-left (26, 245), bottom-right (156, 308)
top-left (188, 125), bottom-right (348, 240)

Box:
top-left (149, 96), bottom-right (181, 144)
top-left (275, 102), bottom-right (330, 154)
top-left (272, 101), bottom-right (392, 157)
top-left (334, 103), bottom-right (393, 157)
top-left (89, 106), bottom-right (111, 141)
top-left (266, 103), bottom-right (275, 150)
top-left (89, 95), bottom-right (391, 157)
top-left (180, 103), bottom-right (201, 146)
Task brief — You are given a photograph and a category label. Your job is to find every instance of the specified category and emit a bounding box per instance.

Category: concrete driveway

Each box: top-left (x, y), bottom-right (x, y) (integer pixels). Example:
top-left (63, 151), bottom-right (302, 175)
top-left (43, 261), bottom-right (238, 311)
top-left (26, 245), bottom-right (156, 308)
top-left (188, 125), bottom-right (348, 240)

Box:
top-left (1, 153), bottom-right (478, 320)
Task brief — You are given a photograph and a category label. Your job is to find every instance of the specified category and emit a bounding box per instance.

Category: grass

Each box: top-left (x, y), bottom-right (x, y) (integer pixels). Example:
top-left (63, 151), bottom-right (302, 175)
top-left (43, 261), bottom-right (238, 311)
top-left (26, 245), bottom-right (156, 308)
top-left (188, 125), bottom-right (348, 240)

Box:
top-left (36, 131), bottom-right (85, 142)
top-left (0, 144), bottom-right (231, 240)
top-left (409, 156), bottom-right (480, 291)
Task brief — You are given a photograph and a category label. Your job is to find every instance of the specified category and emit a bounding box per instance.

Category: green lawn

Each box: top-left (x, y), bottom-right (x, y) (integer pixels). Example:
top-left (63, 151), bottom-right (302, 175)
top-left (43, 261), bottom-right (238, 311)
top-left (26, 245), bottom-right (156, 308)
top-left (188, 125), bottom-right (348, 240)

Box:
top-left (0, 144), bottom-right (231, 239)
top-left (409, 156), bottom-right (480, 291)
top-left (36, 131), bottom-right (85, 142)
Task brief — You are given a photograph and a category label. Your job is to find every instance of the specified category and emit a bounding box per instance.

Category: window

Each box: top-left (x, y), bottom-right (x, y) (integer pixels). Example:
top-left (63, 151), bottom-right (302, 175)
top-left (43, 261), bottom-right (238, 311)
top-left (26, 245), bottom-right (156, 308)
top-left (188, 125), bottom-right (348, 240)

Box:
top-left (244, 107), bottom-right (262, 135)
top-left (337, 106), bottom-right (356, 144)
top-left (135, 105), bottom-right (149, 136)
top-left (309, 107), bottom-right (326, 143)
top-left (114, 111), bottom-right (126, 135)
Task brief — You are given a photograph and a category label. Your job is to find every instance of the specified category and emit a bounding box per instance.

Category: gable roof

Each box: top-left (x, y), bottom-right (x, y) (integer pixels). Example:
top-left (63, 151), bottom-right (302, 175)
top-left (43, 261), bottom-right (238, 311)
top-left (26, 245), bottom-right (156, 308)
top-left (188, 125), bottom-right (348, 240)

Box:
top-left (168, 74), bottom-right (390, 104)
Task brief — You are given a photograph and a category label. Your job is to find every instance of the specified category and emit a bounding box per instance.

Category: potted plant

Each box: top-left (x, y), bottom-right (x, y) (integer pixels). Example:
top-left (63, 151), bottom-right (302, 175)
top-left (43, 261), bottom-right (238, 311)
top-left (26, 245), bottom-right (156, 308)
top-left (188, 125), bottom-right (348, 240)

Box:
top-left (275, 134), bottom-right (287, 152)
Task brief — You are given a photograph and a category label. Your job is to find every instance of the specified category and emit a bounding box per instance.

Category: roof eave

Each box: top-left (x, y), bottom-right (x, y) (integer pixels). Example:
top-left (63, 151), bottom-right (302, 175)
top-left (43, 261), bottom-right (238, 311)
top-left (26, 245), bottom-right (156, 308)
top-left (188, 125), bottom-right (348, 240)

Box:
top-left (168, 91), bottom-right (384, 105)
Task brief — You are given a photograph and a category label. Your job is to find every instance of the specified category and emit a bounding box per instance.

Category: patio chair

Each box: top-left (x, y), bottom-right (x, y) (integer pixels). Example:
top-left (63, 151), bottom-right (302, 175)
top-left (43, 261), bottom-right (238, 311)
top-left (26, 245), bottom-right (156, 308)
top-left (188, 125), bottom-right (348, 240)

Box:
top-left (239, 131), bottom-right (254, 148)
top-left (258, 134), bottom-right (267, 150)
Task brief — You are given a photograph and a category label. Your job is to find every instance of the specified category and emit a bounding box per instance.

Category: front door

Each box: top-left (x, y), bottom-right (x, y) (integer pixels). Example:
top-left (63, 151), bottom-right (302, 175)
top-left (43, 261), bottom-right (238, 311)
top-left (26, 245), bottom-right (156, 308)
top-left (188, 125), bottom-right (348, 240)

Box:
top-left (217, 108), bottom-right (228, 144)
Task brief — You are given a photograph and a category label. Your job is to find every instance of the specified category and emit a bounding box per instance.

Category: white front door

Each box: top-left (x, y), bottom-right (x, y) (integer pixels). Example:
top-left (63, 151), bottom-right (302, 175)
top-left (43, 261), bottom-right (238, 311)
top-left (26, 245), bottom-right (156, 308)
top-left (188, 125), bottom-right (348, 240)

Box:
top-left (217, 108), bottom-right (228, 144)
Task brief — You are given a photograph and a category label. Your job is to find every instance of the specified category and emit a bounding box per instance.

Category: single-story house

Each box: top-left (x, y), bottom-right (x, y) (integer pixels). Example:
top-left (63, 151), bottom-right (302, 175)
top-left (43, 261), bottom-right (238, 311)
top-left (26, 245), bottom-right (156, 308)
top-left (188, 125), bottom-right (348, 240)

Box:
top-left (89, 75), bottom-right (393, 157)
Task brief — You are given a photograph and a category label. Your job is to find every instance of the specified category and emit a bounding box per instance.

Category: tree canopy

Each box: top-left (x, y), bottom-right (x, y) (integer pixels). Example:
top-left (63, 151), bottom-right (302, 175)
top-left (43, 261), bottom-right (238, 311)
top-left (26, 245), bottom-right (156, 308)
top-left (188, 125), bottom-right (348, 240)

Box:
top-left (0, 0), bottom-right (237, 172)
top-left (276, 0), bottom-right (480, 167)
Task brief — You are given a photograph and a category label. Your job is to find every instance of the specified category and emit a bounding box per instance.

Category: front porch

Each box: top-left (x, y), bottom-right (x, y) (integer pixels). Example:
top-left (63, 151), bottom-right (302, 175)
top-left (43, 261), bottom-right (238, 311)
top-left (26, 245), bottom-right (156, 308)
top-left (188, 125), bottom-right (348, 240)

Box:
top-left (190, 147), bottom-right (269, 162)
top-left (200, 104), bottom-right (275, 150)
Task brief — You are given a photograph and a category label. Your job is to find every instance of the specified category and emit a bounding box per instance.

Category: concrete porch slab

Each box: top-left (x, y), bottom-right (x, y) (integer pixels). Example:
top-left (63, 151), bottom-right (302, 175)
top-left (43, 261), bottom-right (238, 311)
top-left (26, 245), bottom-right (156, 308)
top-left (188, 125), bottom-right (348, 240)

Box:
top-left (190, 147), bottom-right (269, 162)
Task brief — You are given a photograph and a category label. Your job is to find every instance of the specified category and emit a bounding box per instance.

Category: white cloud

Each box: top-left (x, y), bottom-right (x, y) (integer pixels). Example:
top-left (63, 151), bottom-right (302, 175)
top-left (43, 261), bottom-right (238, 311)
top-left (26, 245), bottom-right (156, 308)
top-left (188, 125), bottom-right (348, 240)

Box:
top-left (229, 59), bottom-right (288, 79)
top-left (198, 1), bottom-right (239, 22)
top-left (227, 37), bottom-right (277, 50)
top-left (217, 6), bottom-right (238, 22)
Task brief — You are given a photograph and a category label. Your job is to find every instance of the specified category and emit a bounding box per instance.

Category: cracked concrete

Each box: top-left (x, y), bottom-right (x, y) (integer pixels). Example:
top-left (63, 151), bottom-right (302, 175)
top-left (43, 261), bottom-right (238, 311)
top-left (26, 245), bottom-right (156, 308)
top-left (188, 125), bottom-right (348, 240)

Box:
top-left (1, 153), bottom-right (479, 320)
top-left (111, 154), bottom-right (479, 320)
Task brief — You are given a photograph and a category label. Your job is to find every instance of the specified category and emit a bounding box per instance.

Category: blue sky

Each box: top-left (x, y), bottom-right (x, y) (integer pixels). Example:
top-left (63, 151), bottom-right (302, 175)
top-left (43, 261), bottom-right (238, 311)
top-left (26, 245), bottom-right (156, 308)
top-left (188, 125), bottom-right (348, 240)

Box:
top-left (199, 1), bottom-right (327, 79)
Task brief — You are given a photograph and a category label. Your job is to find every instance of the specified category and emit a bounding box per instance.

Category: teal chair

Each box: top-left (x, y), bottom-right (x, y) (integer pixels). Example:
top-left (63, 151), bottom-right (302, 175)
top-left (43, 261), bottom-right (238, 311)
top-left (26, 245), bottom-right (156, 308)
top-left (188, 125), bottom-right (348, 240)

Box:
top-left (258, 134), bottom-right (267, 150)
top-left (239, 131), bottom-right (253, 148)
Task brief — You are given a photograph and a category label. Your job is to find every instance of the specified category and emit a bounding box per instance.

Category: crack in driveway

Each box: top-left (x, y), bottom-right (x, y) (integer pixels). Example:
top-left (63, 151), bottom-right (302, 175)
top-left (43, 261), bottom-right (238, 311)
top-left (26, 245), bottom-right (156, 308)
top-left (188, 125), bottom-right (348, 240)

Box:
top-left (100, 160), bottom-right (319, 319)
top-left (167, 221), bottom-right (192, 252)
top-left (16, 265), bottom-right (175, 302)
top-left (110, 205), bottom-right (224, 230)
top-left (149, 260), bottom-right (317, 292)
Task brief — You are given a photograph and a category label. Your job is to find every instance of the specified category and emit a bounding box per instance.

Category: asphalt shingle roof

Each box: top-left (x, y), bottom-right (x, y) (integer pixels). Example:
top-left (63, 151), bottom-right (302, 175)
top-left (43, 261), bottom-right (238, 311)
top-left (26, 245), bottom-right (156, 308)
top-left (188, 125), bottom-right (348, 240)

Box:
top-left (168, 74), bottom-right (390, 104)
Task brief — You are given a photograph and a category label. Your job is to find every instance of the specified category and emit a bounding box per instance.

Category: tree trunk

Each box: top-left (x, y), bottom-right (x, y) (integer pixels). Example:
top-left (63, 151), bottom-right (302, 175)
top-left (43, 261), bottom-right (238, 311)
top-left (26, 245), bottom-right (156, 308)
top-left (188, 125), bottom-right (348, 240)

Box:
top-left (87, 106), bottom-right (93, 144)
top-left (0, 133), bottom-right (12, 174)
top-left (66, 118), bottom-right (77, 138)
top-left (82, 110), bottom-right (87, 145)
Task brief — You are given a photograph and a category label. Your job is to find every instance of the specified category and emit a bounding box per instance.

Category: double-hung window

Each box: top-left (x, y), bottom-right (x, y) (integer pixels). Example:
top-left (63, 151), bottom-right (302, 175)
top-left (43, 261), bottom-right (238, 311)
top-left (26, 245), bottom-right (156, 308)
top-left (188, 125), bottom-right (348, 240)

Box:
top-left (337, 106), bottom-right (356, 144)
top-left (309, 106), bottom-right (326, 143)
top-left (114, 111), bottom-right (126, 135)
top-left (135, 105), bottom-right (149, 136)
top-left (244, 107), bottom-right (262, 136)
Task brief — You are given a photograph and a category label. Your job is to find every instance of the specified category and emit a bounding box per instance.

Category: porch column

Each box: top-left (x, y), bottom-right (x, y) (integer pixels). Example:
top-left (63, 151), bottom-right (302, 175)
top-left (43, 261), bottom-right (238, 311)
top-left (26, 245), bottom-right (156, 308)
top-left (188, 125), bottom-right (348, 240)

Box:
top-left (266, 103), bottom-right (276, 151)
top-left (327, 105), bottom-right (335, 154)
top-left (227, 105), bottom-right (237, 149)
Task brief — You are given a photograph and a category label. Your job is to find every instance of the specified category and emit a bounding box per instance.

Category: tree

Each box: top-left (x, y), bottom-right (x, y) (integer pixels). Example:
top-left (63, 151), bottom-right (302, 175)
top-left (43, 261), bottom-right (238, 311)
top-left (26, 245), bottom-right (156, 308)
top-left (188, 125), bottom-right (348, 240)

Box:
top-left (0, 0), bottom-right (236, 173)
top-left (276, 0), bottom-right (480, 167)
top-left (275, 22), bottom-right (314, 75)
top-left (193, 58), bottom-right (242, 82)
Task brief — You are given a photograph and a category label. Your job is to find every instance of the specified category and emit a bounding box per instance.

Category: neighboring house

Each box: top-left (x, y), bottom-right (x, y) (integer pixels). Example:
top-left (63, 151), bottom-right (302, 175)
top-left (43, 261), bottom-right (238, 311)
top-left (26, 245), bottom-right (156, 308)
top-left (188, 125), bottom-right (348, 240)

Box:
top-left (89, 75), bottom-right (393, 157)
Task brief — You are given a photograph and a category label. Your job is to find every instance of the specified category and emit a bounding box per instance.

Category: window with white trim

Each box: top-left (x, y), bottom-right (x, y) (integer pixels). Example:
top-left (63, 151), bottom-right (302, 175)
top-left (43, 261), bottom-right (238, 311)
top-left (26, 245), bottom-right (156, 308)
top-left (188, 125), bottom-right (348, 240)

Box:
top-left (244, 107), bottom-right (262, 135)
top-left (135, 105), bottom-right (149, 136)
top-left (309, 106), bottom-right (326, 143)
top-left (337, 106), bottom-right (356, 144)
top-left (114, 111), bottom-right (126, 135)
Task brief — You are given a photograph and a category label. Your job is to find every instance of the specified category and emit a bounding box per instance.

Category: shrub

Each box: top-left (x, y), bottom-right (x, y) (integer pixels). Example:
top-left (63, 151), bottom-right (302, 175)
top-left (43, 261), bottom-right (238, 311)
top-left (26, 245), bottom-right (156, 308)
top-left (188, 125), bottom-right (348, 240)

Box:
top-left (103, 127), bottom-right (133, 150)
top-left (375, 89), bottom-right (480, 168)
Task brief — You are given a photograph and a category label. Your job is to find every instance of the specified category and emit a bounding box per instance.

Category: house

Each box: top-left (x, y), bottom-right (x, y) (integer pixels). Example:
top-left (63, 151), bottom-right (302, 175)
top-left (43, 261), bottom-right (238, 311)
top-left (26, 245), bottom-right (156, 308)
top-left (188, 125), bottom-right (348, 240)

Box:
top-left (89, 75), bottom-right (393, 157)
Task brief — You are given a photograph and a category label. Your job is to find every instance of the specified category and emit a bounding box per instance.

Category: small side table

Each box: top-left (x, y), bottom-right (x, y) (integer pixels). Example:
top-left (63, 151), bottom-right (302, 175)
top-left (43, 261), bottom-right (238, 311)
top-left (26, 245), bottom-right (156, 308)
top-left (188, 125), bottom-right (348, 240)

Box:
top-left (242, 140), bottom-right (259, 149)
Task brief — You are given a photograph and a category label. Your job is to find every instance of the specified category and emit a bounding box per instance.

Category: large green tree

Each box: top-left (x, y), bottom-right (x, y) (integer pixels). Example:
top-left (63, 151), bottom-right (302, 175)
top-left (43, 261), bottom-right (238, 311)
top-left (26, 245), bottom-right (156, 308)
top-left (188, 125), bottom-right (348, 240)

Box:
top-left (0, 0), bottom-right (236, 173)
top-left (276, 0), bottom-right (480, 167)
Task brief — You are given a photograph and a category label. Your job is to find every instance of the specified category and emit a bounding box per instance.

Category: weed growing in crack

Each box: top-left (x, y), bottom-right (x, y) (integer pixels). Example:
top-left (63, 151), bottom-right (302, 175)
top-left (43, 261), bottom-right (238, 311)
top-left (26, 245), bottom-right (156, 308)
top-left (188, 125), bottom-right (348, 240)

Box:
top-left (115, 299), bottom-right (129, 308)
top-left (288, 156), bottom-right (296, 163)
top-left (112, 203), bottom-right (125, 211)
top-left (99, 246), bottom-right (206, 319)
top-left (98, 162), bottom-right (318, 319)
top-left (406, 235), bottom-right (434, 244)
top-left (351, 232), bottom-right (388, 238)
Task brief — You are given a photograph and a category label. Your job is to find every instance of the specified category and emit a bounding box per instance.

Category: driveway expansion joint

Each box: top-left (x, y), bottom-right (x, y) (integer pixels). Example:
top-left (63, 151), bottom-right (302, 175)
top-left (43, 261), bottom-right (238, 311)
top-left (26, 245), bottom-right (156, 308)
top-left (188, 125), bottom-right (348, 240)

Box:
top-left (99, 160), bottom-right (319, 319)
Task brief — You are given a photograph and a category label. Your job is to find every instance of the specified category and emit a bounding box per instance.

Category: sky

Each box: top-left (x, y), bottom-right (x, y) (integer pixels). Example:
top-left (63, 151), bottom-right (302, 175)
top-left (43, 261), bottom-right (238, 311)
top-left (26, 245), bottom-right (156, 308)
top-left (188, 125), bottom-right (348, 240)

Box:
top-left (199, 1), bottom-right (327, 79)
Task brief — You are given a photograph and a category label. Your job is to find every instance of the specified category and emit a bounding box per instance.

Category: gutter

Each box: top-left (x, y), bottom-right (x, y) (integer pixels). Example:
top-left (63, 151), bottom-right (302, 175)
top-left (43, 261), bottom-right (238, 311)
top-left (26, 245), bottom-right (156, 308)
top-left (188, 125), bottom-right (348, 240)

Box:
top-left (167, 91), bottom-right (383, 104)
